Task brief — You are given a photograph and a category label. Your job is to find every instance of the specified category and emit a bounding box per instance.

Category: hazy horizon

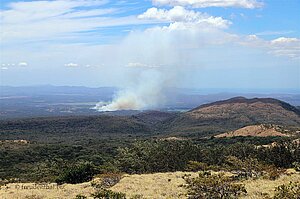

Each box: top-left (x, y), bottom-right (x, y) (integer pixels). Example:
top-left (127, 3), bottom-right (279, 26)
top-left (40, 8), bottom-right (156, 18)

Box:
top-left (1, 84), bottom-right (300, 94)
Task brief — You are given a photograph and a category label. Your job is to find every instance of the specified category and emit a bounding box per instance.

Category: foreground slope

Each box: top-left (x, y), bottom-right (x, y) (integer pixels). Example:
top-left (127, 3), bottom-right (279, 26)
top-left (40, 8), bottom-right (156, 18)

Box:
top-left (1, 171), bottom-right (299, 199)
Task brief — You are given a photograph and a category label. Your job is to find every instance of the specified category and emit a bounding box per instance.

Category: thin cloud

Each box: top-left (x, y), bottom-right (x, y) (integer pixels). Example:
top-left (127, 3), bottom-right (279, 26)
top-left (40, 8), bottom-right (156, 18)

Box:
top-left (152, 0), bottom-right (263, 9)
top-left (18, 62), bottom-right (28, 66)
top-left (0, 0), bottom-right (157, 43)
top-left (126, 62), bottom-right (161, 68)
top-left (0, 62), bottom-right (29, 68)
top-left (64, 63), bottom-right (79, 67)
top-left (64, 63), bottom-right (103, 68)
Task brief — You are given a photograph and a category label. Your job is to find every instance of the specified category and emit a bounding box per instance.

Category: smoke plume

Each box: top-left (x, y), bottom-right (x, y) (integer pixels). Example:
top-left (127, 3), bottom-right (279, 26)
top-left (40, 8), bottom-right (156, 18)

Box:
top-left (92, 8), bottom-right (231, 112)
top-left (94, 69), bottom-right (166, 111)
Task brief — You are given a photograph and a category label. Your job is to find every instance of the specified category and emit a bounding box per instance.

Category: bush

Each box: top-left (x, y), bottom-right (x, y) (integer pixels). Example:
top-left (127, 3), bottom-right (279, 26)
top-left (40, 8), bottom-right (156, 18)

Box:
top-left (92, 173), bottom-right (122, 189)
top-left (224, 156), bottom-right (264, 179)
top-left (24, 195), bottom-right (43, 199)
top-left (130, 194), bottom-right (143, 199)
top-left (186, 161), bottom-right (208, 172)
top-left (264, 166), bottom-right (284, 180)
top-left (273, 181), bottom-right (300, 199)
top-left (184, 171), bottom-right (247, 199)
top-left (292, 162), bottom-right (300, 171)
top-left (56, 162), bottom-right (97, 184)
top-left (75, 195), bottom-right (87, 199)
top-left (98, 173), bottom-right (122, 188)
top-left (91, 189), bottom-right (126, 199)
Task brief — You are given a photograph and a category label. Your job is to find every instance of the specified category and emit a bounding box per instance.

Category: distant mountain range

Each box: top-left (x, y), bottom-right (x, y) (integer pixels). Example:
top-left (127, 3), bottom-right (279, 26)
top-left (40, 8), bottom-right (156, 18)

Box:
top-left (1, 85), bottom-right (300, 119)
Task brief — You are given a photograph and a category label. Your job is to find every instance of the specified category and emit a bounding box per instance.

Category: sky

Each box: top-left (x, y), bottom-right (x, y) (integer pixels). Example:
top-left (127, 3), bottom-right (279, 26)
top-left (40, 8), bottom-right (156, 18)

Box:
top-left (0, 0), bottom-right (300, 90)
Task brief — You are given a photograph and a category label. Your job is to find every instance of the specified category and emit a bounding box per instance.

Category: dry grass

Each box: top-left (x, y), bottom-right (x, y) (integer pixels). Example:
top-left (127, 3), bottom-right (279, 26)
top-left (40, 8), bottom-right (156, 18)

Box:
top-left (242, 169), bottom-right (300, 199)
top-left (0, 181), bottom-right (95, 199)
top-left (216, 124), bottom-right (289, 138)
top-left (110, 172), bottom-right (197, 199)
top-left (0, 171), bottom-right (299, 199)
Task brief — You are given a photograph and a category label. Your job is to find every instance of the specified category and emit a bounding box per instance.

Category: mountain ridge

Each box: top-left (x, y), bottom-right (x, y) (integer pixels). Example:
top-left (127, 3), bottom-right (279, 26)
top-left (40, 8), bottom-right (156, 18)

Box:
top-left (163, 97), bottom-right (300, 137)
top-left (190, 97), bottom-right (300, 116)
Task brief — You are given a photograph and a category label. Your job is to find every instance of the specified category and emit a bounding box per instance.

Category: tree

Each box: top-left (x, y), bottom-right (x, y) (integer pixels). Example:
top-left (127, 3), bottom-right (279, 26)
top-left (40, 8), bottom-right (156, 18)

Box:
top-left (56, 162), bottom-right (97, 184)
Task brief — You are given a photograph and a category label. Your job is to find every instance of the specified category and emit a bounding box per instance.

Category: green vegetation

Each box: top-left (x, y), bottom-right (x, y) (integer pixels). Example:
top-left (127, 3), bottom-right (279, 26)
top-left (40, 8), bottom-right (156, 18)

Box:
top-left (117, 140), bottom-right (202, 173)
top-left (293, 162), bottom-right (300, 171)
top-left (89, 175), bottom-right (125, 199)
top-left (273, 181), bottom-right (300, 199)
top-left (56, 162), bottom-right (97, 184)
top-left (75, 195), bottom-right (87, 199)
top-left (184, 171), bottom-right (247, 199)
top-left (0, 142), bottom-right (120, 182)
top-left (74, 189), bottom-right (126, 199)
top-left (117, 140), bottom-right (300, 175)
top-left (0, 100), bottom-right (299, 185)
top-left (91, 189), bottom-right (126, 199)
top-left (1, 138), bottom-right (299, 183)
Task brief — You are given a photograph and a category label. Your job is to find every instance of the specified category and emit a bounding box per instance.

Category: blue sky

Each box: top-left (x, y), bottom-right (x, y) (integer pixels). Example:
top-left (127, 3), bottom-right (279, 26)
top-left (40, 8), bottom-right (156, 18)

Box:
top-left (0, 0), bottom-right (299, 90)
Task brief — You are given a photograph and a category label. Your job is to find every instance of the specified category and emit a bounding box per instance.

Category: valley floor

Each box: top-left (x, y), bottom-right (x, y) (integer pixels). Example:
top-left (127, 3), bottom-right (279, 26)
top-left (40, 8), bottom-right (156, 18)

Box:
top-left (0, 170), bottom-right (299, 199)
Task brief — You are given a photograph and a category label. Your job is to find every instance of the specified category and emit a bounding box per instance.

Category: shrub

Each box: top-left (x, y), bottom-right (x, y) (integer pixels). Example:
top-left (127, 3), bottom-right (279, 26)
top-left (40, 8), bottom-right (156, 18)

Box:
top-left (24, 195), bottom-right (43, 199)
top-left (292, 162), bottom-right (300, 171)
top-left (130, 194), bottom-right (143, 199)
top-left (186, 161), bottom-right (208, 172)
top-left (75, 195), bottom-right (87, 199)
top-left (273, 181), bottom-right (300, 199)
top-left (92, 173), bottom-right (122, 189)
top-left (224, 156), bottom-right (264, 179)
top-left (98, 173), bottom-right (122, 188)
top-left (264, 166), bottom-right (284, 180)
top-left (91, 189), bottom-right (126, 199)
top-left (184, 171), bottom-right (247, 199)
top-left (56, 162), bottom-right (97, 184)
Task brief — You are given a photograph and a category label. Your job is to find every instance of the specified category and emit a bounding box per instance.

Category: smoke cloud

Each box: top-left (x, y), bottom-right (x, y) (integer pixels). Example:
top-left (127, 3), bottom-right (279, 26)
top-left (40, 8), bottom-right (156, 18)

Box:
top-left (94, 69), bottom-right (166, 111)
top-left (92, 13), bottom-right (228, 111)
top-left (93, 4), bottom-right (293, 112)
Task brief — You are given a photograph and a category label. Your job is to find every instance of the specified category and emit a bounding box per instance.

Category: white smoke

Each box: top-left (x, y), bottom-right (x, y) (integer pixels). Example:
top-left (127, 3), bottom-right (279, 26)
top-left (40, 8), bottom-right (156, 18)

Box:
top-left (94, 69), bottom-right (166, 111)
top-left (93, 7), bottom-right (234, 112)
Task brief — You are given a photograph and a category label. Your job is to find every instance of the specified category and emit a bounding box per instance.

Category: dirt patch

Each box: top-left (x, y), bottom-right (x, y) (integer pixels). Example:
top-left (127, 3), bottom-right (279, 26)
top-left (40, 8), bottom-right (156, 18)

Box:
top-left (216, 124), bottom-right (290, 138)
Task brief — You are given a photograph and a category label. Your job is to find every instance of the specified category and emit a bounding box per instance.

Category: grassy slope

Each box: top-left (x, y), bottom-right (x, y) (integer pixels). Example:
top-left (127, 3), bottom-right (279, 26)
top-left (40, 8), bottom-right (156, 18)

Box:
top-left (1, 171), bottom-right (299, 199)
